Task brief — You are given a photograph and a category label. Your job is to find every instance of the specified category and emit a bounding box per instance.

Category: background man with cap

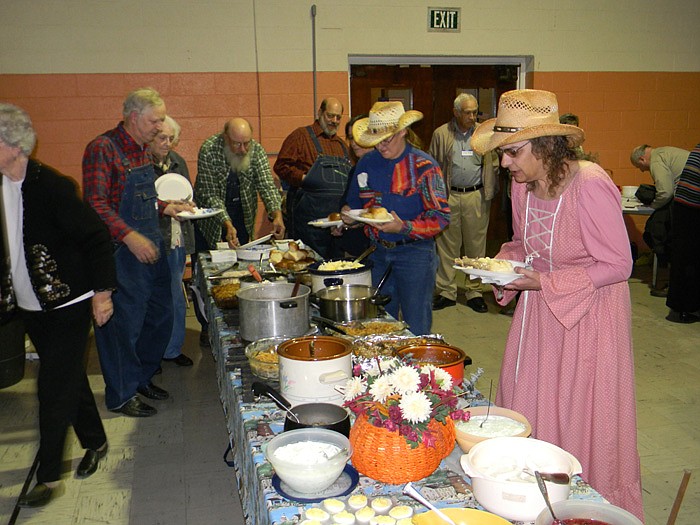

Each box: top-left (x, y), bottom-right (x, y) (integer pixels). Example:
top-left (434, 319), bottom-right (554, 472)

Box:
top-left (274, 97), bottom-right (352, 258)
top-left (429, 93), bottom-right (498, 313)
top-left (471, 89), bottom-right (643, 520)
top-left (343, 101), bottom-right (450, 335)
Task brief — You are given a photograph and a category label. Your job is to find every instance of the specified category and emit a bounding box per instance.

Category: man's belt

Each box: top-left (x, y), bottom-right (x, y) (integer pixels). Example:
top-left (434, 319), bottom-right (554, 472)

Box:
top-left (375, 238), bottom-right (420, 249)
top-left (450, 184), bottom-right (483, 193)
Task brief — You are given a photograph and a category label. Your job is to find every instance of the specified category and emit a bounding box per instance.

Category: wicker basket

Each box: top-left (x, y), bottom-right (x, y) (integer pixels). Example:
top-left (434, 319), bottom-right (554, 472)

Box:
top-left (349, 414), bottom-right (455, 484)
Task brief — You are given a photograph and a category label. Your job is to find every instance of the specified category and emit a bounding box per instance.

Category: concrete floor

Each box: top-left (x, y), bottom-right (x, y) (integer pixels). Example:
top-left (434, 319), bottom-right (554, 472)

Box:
top-left (0, 262), bottom-right (698, 524)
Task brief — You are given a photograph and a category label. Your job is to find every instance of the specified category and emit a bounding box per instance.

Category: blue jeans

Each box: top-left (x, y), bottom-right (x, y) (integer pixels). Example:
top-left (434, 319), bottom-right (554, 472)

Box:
top-left (370, 239), bottom-right (437, 335)
top-left (163, 247), bottom-right (187, 359)
top-left (95, 243), bottom-right (173, 409)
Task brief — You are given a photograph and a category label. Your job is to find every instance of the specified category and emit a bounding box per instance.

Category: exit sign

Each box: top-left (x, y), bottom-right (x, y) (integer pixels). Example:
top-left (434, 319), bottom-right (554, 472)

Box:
top-left (428, 7), bottom-right (461, 32)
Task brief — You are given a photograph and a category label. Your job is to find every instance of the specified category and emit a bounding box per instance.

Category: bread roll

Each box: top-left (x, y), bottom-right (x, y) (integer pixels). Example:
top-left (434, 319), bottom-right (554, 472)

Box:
top-left (361, 207), bottom-right (391, 220)
top-left (328, 212), bottom-right (341, 221)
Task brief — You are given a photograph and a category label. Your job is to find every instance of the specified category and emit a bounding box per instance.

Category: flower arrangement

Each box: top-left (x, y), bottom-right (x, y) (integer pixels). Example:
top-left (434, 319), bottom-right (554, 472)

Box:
top-left (342, 361), bottom-right (472, 448)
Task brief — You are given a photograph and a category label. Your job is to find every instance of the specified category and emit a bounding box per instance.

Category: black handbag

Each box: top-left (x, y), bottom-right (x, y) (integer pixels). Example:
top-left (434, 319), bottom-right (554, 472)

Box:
top-left (635, 184), bottom-right (656, 205)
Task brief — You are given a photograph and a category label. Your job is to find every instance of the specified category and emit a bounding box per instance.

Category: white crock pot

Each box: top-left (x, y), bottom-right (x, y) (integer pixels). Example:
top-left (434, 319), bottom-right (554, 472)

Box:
top-left (459, 436), bottom-right (582, 522)
top-left (308, 260), bottom-right (372, 293)
top-left (277, 336), bottom-right (352, 406)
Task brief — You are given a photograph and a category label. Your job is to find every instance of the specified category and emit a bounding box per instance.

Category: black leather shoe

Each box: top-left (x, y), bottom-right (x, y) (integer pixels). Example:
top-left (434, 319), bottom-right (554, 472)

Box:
top-left (199, 330), bottom-right (210, 347)
top-left (432, 295), bottom-right (456, 310)
top-left (137, 382), bottom-right (169, 400)
top-left (18, 483), bottom-right (55, 508)
top-left (110, 397), bottom-right (157, 417)
top-left (666, 311), bottom-right (699, 324)
top-left (163, 353), bottom-right (193, 366)
top-left (466, 297), bottom-right (488, 313)
top-left (76, 443), bottom-right (108, 478)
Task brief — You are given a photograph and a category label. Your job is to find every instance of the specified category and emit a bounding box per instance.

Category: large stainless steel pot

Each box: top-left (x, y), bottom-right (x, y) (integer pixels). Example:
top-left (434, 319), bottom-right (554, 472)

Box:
top-left (237, 282), bottom-right (310, 342)
top-left (277, 335), bottom-right (352, 406)
top-left (308, 260), bottom-right (373, 293)
top-left (314, 284), bottom-right (390, 322)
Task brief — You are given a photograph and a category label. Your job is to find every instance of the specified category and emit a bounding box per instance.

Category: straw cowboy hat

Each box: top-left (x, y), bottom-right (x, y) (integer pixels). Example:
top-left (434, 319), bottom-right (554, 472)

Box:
top-left (471, 89), bottom-right (584, 155)
top-left (353, 101), bottom-right (423, 148)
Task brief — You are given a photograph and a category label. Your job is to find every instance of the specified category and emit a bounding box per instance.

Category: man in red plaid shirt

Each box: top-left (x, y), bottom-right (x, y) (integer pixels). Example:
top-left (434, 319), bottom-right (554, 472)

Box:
top-left (83, 88), bottom-right (194, 417)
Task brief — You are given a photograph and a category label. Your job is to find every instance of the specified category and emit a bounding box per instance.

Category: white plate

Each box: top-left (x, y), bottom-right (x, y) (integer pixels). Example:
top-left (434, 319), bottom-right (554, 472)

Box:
top-left (176, 207), bottom-right (223, 220)
top-left (343, 209), bottom-right (393, 225)
top-left (238, 234), bottom-right (273, 249)
top-left (308, 218), bottom-right (343, 228)
top-left (155, 173), bottom-right (192, 201)
top-left (453, 259), bottom-right (530, 286)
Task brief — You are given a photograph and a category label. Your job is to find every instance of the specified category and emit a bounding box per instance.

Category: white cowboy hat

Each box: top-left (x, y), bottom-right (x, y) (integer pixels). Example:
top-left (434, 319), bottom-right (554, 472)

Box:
top-left (352, 101), bottom-right (423, 148)
top-left (471, 89), bottom-right (584, 155)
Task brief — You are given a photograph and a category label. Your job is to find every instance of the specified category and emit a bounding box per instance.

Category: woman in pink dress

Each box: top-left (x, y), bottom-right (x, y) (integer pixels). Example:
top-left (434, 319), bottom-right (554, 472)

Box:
top-left (471, 90), bottom-right (644, 520)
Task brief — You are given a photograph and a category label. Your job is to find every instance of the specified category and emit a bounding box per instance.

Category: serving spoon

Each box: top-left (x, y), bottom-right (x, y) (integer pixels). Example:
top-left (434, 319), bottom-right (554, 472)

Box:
top-left (402, 483), bottom-right (457, 525)
top-left (534, 471), bottom-right (565, 525)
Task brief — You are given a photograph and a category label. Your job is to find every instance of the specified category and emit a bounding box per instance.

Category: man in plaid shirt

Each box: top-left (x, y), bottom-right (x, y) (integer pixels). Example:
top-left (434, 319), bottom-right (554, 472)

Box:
top-left (193, 117), bottom-right (284, 249)
top-left (83, 88), bottom-right (194, 418)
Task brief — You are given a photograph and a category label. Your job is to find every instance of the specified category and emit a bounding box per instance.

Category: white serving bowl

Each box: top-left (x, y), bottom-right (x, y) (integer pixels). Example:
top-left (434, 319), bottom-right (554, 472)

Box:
top-left (460, 436), bottom-right (582, 521)
top-left (454, 406), bottom-right (531, 452)
top-left (534, 500), bottom-right (643, 525)
top-left (264, 428), bottom-right (351, 493)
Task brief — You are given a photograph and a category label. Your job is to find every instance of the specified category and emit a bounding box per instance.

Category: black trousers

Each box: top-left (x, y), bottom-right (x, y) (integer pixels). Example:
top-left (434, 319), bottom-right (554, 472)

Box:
top-left (667, 202), bottom-right (700, 313)
top-left (22, 300), bottom-right (106, 483)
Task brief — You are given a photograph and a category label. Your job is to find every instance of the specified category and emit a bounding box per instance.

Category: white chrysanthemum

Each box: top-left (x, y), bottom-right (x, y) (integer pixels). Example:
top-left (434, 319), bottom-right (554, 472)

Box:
top-left (343, 377), bottom-right (367, 401)
top-left (369, 375), bottom-right (394, 403)
top-left (433, 368), bottom-right (453, 391)
top-left (399, 391), bottom-right (432, 423)
top-left (389, 366), bottom-right (421, 395)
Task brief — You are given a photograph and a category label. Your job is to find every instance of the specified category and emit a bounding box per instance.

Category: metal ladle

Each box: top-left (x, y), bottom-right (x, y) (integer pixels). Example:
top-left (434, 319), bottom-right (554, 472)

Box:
top-left (534, 471), bottom-right (565, 525)
top-left (402, 483), bottom-right (457, 525)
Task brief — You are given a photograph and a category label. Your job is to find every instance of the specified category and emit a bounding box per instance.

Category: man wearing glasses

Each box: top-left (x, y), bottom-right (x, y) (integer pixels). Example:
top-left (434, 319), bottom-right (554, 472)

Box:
top-left (274, 97), bottom-right (352, 258)
top-left (194, 117), bottom-right (284, 250)
top-left (430, 93), bottom-right (499, 312)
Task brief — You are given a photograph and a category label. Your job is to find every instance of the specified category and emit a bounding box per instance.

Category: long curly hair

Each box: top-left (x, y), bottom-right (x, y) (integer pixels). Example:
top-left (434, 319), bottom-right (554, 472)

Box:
top-left (527, 136), bottom-right (579, 196)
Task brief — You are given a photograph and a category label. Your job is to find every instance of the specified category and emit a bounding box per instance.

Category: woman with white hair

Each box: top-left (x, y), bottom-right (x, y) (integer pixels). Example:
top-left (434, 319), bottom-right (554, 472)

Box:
top-left (0, 103), bottom-right (115, 506)
top-left (471, 89), bottom-right (643, 519)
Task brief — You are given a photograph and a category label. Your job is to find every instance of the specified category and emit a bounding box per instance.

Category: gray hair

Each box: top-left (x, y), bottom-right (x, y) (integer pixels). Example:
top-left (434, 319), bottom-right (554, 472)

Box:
top-left (122, 87), bottom-right (164, 119)
top-left (630, 144), bottom-right (650, 165)
top-left (0, 103), bottom-right (37, 156)
top-left (163, 115), bottom-right (181, 143)
top-left (453, 93), bottom-right (478, 111)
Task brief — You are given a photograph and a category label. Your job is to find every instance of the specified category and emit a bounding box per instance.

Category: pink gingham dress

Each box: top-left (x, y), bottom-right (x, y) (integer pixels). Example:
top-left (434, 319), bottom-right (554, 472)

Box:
top-left (495, 163), bottom-right (644, 520)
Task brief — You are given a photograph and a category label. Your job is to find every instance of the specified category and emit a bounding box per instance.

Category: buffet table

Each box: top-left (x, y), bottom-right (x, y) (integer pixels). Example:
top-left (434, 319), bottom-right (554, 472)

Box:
top-left (195, 254), bottom-right (606, 525)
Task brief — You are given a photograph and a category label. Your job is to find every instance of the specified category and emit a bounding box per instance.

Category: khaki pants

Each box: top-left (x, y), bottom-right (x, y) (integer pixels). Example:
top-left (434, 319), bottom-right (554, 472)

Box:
top-left (435, 190), bottom-right (490, 300)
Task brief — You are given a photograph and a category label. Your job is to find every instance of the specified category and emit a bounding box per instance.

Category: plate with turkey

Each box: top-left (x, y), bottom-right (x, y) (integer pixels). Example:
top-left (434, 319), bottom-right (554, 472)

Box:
top-left (453, 257), bottom-right (531, 286)
top-left (343, 207), bottom-right (393, 225)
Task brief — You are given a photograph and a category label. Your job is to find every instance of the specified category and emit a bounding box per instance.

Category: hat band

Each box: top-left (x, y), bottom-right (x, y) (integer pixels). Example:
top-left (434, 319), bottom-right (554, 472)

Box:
top-left (368, 122), bottom-right (400, 135)
top-left (493, 125), bottom-right (523, 133)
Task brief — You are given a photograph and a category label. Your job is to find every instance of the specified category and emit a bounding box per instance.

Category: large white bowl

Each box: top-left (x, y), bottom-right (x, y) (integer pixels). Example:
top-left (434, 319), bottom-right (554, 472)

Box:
top-left (460, 436), bottom-right (582, 521)
top-left (534, 500), bottom-right (643, 525)
top-left (264, 428), bottom-right (351, 493)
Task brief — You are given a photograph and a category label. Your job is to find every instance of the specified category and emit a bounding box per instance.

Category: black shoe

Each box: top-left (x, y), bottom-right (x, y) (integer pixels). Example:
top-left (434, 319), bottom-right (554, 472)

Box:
top-left (137, 382), bottom-right (169, 400)
top-left (650, 287), bottom-right (668, 298)
top-left (163, 353), bottom-right (193, 366)
top-left (666, 311), bottom-right (699, 324)
top-left (199, 330), bottom-right (210, 347)
top-left (466, 297), bottom-right (488, 313)
top-left (18, 483), bottom-right (55, 508)
top-left (499, 305), bottom-right (516, 316)
top-left (76, 443), bottom-right (108, 478)
top-left (432, 295), bottom-right (456, 311)
top-left (110, 397), bottom-right (157, 417)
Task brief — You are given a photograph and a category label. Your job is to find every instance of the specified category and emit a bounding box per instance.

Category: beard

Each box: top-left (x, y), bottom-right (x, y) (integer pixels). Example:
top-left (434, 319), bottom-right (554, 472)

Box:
top-left (223, 146), bottom-right (251, 172)
top-left (319, 118), bottom-right (337, 137)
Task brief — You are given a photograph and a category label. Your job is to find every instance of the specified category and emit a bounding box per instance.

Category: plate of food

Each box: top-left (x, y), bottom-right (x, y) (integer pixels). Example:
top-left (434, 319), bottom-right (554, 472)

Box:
top-left (309, 212), bottom-right (343, 228)
top-left (453, 257), bottom-right (531, 286)
top-left (343, 207), bottom-right (393, 225)
top-left (176, 207), bottom-right (223, 219)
